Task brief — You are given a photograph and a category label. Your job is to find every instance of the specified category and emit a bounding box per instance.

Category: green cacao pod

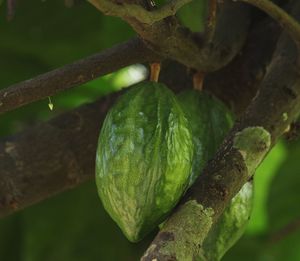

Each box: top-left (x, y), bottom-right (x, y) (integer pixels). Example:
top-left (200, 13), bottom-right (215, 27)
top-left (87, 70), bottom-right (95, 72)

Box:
top-left (202, 182), bottom-right (254, 260)
top-left (177, 89), bottom-right (234, 186)
top-left (95, 82), bottom-right (194, 242)
top-left (178, 89), bottom-right (253, 260)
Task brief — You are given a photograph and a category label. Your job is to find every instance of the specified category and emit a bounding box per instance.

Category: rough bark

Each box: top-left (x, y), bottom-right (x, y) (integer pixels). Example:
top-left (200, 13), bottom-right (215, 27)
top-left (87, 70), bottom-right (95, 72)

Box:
top-left (0, 94), bottom-right (120, 217)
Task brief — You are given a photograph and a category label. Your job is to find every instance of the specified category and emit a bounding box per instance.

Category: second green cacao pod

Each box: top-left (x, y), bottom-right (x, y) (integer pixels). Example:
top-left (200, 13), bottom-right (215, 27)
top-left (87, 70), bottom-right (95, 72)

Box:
top-left (178, 89), bottom-right (253, 260)
top-left (202, 181), bottom-right (254, 260)
top-left (178, 89), bottom-right (234, 186)
top-left (95, 82), bottom-right (194, 242)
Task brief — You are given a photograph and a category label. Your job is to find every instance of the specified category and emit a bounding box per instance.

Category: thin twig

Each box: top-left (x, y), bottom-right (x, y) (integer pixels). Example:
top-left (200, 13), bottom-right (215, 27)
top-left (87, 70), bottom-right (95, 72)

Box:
top-left (0, 1), bottom-right (252, 115)
top-left (205, 0), bottom-right (217, 42)
top-left (268, 217), bottom-right (300, 245)
top-left (0, 38), bottom-right (159, 114)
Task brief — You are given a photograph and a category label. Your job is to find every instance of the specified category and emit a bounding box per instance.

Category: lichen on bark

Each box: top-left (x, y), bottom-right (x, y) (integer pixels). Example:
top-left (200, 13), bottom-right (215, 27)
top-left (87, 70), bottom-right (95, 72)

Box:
top-left (156, 200), bottom-right (214, 261)
top-left (233, 127), bottom-right (271, 176)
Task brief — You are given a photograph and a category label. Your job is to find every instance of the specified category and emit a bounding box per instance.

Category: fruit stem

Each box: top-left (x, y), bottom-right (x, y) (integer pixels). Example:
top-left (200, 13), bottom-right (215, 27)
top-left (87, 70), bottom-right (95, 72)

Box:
top-left (193, 71), bottom-right (205, 91)
top-left (150, 62), bottom-right (161, 82)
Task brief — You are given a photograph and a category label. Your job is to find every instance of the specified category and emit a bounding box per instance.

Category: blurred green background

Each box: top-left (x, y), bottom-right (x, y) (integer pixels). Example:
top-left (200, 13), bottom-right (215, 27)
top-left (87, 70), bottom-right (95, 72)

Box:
top-left (1, 1), bottom-right (300, 260)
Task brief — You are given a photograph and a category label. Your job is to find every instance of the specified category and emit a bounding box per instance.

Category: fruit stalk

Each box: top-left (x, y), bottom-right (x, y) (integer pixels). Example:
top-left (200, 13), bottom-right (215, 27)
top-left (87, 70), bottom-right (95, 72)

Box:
top-left (193, 71), bottom-right (205, 91)
top-left (150, 62), bottom-right (161, 82)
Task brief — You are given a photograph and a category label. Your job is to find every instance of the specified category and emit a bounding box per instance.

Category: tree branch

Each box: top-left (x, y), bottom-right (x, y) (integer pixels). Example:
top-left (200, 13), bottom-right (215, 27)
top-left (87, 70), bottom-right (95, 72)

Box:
top-left (89, 0), bottom-right (251, 72)
top-left (205, 17), bottom-right (280, 115)
top-left (87, 0), bottom-right (192, 25)
top-left (0, 15), bottom-right (280, 219)
top-left (141, 2), bottom-right (300, 260)
top-left (0, 37), bottom-right (159, 114)
top-left (0, 93), bottom-right (120, 218)
top-left (0, 1), bottom-right (251, 115)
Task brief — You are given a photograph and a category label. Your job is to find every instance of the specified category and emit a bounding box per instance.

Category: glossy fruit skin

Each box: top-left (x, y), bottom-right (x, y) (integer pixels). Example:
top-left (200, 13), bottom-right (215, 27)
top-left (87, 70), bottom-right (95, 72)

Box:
top-left (177, 89), bottom-right (234, 186)
top-left (95, 82), bottom-right (194, 242)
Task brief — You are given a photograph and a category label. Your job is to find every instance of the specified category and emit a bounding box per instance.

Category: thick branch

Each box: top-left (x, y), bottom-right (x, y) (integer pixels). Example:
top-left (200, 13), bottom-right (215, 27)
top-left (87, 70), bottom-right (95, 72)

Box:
top-left (141, 3), bottom-right (300, 260)
top-left (0, 93), bottom-right (121, 218)
top-left (205, 18), bottom-right (280, 115)
top-left (0, 38), bottom-right (159, 114)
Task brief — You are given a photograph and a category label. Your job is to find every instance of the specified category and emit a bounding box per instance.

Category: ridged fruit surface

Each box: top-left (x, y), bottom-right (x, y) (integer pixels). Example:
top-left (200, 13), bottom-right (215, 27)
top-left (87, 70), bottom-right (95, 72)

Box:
top-left (178, 89), bottom-right (234, 185)
top-left (96, 82), bottom-right (194, 242)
